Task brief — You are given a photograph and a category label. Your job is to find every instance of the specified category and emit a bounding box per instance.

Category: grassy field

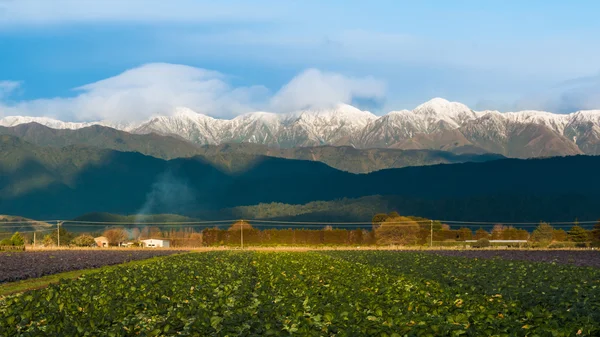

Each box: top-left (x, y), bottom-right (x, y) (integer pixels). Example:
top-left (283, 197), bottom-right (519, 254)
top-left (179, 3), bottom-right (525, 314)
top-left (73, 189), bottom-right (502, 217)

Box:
top-left (1, 250), bottom-right (599, 336)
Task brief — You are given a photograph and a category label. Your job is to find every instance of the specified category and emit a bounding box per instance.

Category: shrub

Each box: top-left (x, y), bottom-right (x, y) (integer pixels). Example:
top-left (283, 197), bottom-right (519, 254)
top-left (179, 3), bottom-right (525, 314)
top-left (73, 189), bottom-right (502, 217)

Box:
top-left (72, 234), bottom-right (96, 247)
top-left (473, 238), bottom-right (491, 248)
top-left (10, 232), bottom-right (25, 246)
top-left (43, 234), bottom-right (54, 247)
top-left (0, 238), bottom-right (13, 246)
top-left (548, 242), bottom-right (577, 249)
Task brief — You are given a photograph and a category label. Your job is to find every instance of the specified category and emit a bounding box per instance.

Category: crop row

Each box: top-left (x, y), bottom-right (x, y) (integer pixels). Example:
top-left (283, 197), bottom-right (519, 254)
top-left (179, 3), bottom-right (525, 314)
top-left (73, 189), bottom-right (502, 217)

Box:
top-left (0, 250), bottom-right (182, 283)
top-left (429, 249), bottom-right (600, 268)
top-left (1, 251), bottom-right (599, 336)
top-left (325, 251), bottom-right (600, 335)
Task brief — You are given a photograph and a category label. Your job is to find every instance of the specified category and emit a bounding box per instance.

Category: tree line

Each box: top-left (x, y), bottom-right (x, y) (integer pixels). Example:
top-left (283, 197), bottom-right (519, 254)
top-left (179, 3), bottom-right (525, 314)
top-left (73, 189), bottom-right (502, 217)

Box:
top-left (3, 213), bottom-right (600, 248)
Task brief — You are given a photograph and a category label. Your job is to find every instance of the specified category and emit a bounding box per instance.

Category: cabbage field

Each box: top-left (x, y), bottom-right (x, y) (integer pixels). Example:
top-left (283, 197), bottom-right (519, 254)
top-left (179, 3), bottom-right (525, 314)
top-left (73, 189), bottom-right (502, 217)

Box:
top-left (1, 251), bottom-right (599, 336)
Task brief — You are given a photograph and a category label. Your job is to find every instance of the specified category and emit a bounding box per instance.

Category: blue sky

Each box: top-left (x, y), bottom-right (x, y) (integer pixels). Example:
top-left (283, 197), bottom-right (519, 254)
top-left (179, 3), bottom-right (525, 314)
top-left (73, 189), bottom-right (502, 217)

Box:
top-left (1, 0), bottom-right (599, 121)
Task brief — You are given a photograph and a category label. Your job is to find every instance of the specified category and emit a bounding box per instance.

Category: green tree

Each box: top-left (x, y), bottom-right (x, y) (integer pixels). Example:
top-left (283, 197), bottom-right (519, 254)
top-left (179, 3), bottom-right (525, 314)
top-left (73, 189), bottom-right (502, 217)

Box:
top-left (50, 227), bottom-right (75, 246)
top-left (568, 226), bottom-right (589, 243)
top-left (530, 222), bottom-right (554, 244)
top-left (42, 234), bottom-right (54, 247)
top-left (591, 220), bottom-right (600, 246)
top-left (72, 234), bottom-right (96, 247)
top-left (10, 232), bottom-right (24, 246)
top-left (0, 238), bottom-right (13, 246)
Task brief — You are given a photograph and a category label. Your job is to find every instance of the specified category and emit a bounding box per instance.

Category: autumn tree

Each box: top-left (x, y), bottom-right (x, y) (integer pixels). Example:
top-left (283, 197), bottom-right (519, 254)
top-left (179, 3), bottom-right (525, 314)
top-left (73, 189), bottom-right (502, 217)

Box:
top-left (103, 228), bottom-right (128, 246)
top-left (228, 220), bottom-right (254, 231)
top-left (375, 216), bottom-right (420, 245)
top-left (552, 229), bottom-right (568, 242)
top-left (457, 228), bottom-right (473, 241)
top-left (371, 213), bottom-right (389, 230)
top-left (474, 229), bottom-right (490, 240)
top-left (491, 225), bottom-right (506, 240)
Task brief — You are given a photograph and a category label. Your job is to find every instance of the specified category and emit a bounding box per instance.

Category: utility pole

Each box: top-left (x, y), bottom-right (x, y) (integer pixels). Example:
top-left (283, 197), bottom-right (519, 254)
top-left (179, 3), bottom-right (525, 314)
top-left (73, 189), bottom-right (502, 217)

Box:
top-left (430, 220), bottom-right (433, 247)
top-left (57, 221), bottom-right (62, 247)
top-left (240, 220), bottom-right (244, 250)
top-left (33, 232), bottom-right (36, 248)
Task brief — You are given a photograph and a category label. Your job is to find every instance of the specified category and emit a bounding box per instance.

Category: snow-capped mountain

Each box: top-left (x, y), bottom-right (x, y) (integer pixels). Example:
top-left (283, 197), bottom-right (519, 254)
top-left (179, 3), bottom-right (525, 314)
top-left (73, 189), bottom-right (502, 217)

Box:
top-left (2, 98), bottom-right (600, 157)
top-left (132, 103), bottom-right (377, 147)
top-left (0, 116), bottom-right (98, 130)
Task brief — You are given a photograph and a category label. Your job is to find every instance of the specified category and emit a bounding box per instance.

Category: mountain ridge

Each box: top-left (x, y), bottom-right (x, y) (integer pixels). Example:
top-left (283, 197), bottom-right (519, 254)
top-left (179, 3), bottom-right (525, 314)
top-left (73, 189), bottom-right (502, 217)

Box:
top-left (0, 123), bottom-right (504, 173)
top-left (2, 98), bottom-right (600, 157)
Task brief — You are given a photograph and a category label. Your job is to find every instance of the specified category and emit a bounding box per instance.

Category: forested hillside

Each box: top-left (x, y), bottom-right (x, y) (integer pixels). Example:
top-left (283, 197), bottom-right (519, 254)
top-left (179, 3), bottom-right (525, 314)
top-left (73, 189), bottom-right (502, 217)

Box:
top-left (2, 135), bottom-right (600, 221)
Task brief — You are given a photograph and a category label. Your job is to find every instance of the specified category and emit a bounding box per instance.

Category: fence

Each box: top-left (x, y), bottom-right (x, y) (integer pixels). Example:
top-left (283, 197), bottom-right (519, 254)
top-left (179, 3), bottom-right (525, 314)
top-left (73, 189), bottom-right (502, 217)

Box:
top-left (0, 245), bottom-right (25, 251)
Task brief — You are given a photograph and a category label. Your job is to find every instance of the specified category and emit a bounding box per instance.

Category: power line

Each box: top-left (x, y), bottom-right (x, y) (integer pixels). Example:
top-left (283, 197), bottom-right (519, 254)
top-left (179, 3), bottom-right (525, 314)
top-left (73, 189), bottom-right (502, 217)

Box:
top-left (62, 219), bottom-right (238, 225)
top-left (441, 220), bottom-right (599, 225)
top-left (0, 218), bottom-right (597, 230)
top-left (0, 228), bottom-right (56, 234)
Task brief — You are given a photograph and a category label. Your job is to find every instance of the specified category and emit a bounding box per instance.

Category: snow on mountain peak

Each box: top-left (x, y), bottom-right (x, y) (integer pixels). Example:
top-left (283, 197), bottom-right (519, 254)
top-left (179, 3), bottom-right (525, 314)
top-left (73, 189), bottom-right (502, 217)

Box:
top-left (2, 98), bottom-right (600, 151)
top-left (415, 97), bottom-right (473, 116)
top-left (0, 116), bottom-right (96, 130)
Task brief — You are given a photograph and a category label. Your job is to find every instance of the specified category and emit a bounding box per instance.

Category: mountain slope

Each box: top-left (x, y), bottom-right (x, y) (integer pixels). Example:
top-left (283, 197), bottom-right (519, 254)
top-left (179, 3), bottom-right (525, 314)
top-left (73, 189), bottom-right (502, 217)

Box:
top-left (1, 136), bottom-right (600, 221)
top-left (394, 114), bottom-right (583, 158)
top-left (2, 98), bottom-right (600, 157)
top-left (0, 123), bottom-right (203, 160)
top-left (0, 123), bottom-right (503, 173)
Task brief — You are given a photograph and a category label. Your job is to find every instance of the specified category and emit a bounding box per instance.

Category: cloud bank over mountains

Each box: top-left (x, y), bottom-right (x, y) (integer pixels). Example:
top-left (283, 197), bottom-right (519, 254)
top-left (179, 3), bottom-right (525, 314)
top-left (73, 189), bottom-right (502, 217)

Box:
top-left (0, 63), bottom-right (387, 122)
top-left (2, 62), bottom-right (600, 123)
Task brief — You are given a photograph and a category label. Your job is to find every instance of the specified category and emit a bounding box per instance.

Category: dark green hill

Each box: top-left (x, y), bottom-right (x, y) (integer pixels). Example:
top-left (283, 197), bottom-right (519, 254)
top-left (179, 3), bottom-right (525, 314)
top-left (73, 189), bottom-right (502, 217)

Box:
top-left (1, 135), bottom-right (600, 222)
top-left (0, 215), bottom-right (54, 239)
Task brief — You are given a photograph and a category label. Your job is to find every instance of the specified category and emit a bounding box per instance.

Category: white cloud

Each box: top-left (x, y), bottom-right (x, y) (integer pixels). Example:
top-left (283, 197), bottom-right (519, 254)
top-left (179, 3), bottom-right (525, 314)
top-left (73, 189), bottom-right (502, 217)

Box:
top-left (515, 72), bottom-right (600, 113)
top-left (0, 63), bottom-right (386, 121)
top-left (0, 0), bottom-right (282, 26)
top-left (0, 80), bottom-right (21, 99)
top-left (1, 63), bottom-right (269, 121)
top-left (270, 69), bottom-right (386, 112)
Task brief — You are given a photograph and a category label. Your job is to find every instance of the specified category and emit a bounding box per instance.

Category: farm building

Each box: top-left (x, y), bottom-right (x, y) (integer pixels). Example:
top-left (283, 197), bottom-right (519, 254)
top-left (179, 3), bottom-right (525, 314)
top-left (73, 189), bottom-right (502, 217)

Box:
top-left (141, 238), bottom-right (170, 248)
top-left (465, 239), bottom-right (528, 248)
top-left (94, 236), bottom-right (109, 247)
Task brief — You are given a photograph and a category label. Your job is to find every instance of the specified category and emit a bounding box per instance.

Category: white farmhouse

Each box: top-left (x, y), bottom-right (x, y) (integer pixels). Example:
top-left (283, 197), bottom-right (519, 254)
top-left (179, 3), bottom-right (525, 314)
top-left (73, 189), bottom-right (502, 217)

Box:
top-left (141, 238), bottom-right (171, 248)
top-left (94, 236), bottom-right (109, 247)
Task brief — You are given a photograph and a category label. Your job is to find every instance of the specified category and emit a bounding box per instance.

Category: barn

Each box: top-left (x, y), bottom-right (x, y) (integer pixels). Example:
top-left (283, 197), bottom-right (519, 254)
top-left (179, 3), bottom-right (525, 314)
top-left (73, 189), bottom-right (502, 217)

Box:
top-left (141, 238), bottom-right (171, 248)
top-left (94, 236), bottom-right (109, 247)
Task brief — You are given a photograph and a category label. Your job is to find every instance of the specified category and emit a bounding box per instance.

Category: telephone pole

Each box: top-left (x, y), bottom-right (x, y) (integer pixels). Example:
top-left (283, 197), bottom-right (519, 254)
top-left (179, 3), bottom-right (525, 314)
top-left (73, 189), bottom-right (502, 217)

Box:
top-left (57, 221), bottom-right (62, 247)
top-left (430, 220), bottom-right (433, 247)
top-left (33, 232), bottom-right (36, 247)
top-left (240, 220), bottom-right (244, 250)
